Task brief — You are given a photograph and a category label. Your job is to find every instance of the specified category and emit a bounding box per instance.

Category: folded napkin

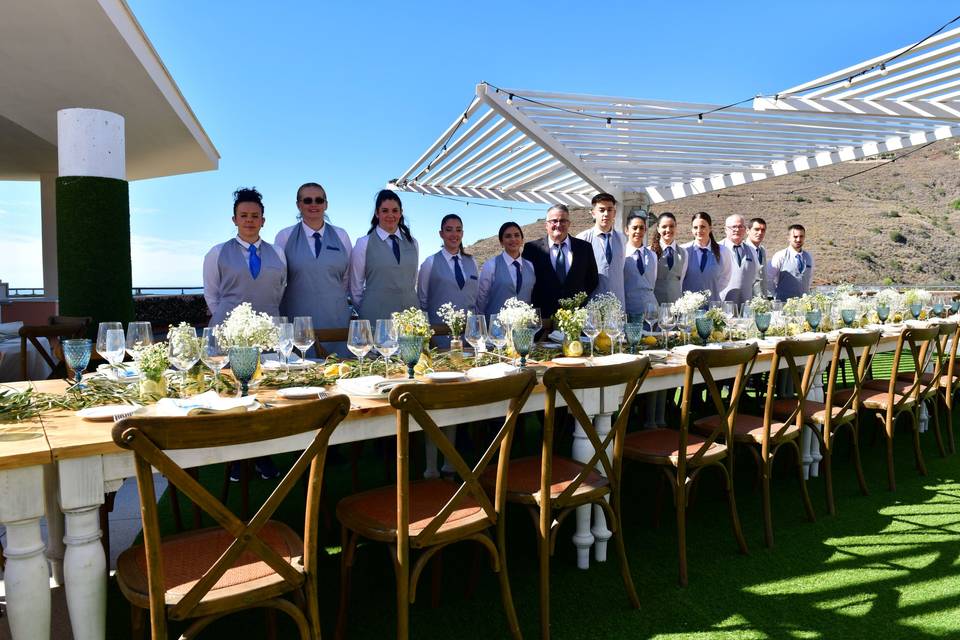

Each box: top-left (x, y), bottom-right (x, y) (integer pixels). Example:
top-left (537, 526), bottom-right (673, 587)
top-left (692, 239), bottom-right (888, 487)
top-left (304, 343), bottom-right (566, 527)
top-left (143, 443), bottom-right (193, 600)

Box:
top-left (154, 391), bottom-right (257, 416)
top-left (337, 375), bottom-right (410, 396)
top-left (0, 320), bottom-right (23, 341)
top-left (672, 344), bottom-right (721, 355)
top-left (466, 362), bottom-right (520, 380)
top-left (794, 332), bottom-right (828, 341)
top-left (592, 353), bottom-right (641, 366)
top-left (547, 330), bottom-right (565, 343)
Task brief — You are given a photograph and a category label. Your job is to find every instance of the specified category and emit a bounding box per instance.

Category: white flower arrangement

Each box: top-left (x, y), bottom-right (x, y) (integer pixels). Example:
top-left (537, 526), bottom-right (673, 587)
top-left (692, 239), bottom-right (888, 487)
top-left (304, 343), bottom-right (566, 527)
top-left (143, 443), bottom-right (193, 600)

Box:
top-left (902, 288), bottom-right (932, 307)
top-left (587, 292), bottom-right (625, 324)
top-left (392, 307), bottom-right (433, 337)
top-left (555, 307), bottom-right (588, 337)
top-left (437, 302), bottom-right (466, 336)
top-left (874, 288), bottom-right (902, 310)
top-left (672, 290), bottom-right (710, 316)
top-left (213, 303), bottom-right (279, 349)
top-left (136, 342), bottom-right (169, 382)
top-left (497, 297), bottom-right (538, 329)
top-left (748, 295), bottom-right (772, 315)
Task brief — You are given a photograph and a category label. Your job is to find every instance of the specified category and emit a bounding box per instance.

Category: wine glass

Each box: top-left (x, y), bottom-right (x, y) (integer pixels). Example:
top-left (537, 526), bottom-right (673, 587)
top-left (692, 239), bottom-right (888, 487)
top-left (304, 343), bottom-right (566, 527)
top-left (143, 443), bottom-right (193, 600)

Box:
top-left (910, 303), bottom-right (922, 320)
top-left (63, 338), bottom-right (92, 386)
top-left (271, 315), bottom-right (288, 327)
top-left (932, 296), bottom-right (945, 317)
top-left (488, 314), bottom-right (508, 358)
top-left (722, 302), bottom-right (739, 340)
top-left (200, 327), bottom-right (229, 388)
top-left (276, 322), bottom-right (294, 377)
top-left (583, 309), bottom-right (601, 360)
top-left (292, 316), bottom-right (315, 363)
top-left (103, 329), bottom-right (126, 366)
top-left (876, 304), bottom-right (890, 325)
top-left (374, 319), bottom-right (399, 376)
top-left (465, 314), bottom-right (488, 365)
top-left (604, 312), bottom-right (624, 354)
top-left (643, 303), bottom-right (659, 334)
top-left (125, 321), bottom-right (153, 364)
top-left (96, 322), bottom-right (123, 362)
top-left (805, 309), bottom-right (822, 332)
top-left (530, 308), bottom-right (543, 339)
top-left (659, 304), bottom-right (677, 349)
top-left (167, 326), bottom-right (200, 397)
top-left (347, 320), bottom-right (373, 375)
top-left (841, 307), bottom-right (856, 328)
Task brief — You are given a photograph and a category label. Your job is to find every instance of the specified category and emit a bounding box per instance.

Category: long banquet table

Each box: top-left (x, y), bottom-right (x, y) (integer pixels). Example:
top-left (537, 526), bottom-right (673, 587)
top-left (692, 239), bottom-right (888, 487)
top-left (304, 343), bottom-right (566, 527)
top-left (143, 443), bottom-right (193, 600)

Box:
top-left (0, 332), bottom-right (908, 640)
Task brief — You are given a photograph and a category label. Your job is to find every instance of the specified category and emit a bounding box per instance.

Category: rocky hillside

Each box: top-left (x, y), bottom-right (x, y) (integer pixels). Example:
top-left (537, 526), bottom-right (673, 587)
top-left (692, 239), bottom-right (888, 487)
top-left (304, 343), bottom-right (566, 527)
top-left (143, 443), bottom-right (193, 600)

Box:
top-left (465, 139), bottom-right (960, 285)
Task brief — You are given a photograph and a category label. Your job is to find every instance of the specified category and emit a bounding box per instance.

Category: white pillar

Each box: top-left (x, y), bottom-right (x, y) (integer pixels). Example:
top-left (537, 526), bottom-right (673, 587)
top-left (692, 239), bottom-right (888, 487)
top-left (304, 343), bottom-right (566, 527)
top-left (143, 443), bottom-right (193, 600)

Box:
top-left (40, 173), bottom-right (58, 299)
top-left (57, 109), bottom-right (125, 180)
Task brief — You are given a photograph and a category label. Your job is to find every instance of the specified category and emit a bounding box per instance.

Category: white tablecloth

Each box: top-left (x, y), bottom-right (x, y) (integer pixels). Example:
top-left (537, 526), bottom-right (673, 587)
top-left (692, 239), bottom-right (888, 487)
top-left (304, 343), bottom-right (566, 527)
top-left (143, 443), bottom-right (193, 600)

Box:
top-left (0, 336), bottom-right (53, 382)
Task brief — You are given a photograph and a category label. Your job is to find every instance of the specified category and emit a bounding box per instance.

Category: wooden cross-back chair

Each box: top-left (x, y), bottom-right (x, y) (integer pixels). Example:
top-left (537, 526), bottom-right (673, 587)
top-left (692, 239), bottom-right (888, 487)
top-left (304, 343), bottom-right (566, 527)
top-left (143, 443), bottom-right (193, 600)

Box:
top-left (335, 370), bottom-right (537, 640)
top-left (18, 316), bottom-right (91, 380)
top-left (488, 358), bottom-right (650, 640)
top-left (859, 325), bottom-right (940, 491)
top-left (895, 321), bottom-right (959, 456)
top-left (623, 343), bottom-right (758, 586)
top-left (112, 396), bottom-right (351, 640)
top-left (699, 337), bottom-right (825, 548)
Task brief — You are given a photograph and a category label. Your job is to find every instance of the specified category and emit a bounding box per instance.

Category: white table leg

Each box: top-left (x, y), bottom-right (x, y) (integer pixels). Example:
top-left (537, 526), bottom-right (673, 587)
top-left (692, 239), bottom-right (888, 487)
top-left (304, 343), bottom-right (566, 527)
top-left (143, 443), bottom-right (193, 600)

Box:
top-left (589, 413), bottom-right (613, 563)
top-left (919, 402), bottom-right (929, 433)
top-left (0, 465), bottom-right (51, 640)
top-left (43, 462), bottom-right (65, 585)
top-left (570, 420), bottom-right (595, 570)
top-left (803, 363), bottom-right (827, 479)
top-left (58, 456), bottom-right (107, 640)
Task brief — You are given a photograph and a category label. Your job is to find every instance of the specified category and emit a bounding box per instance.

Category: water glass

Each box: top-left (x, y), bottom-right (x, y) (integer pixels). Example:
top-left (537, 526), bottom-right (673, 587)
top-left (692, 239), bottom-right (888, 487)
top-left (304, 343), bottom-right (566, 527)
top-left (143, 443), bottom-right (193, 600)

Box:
top-left (643, 303), bottom-right (659, 333)
top-left (910, 303), bottom-right (922, 320)
top-left (841, 308), bottom-right (855, 328)
top-left (347, 320), bottom-right (373, 374)
top-left (293, 316), bottom-right (315, 362)
top-left (695, 317), bottom-right (713, 344)
top-left (96, 322), bottom-right (123, 361)
top-left (625, 321), bottom-right (644, 353)
top-left (755, 312), bottom-right (771, 339)
top-left (398, 335), bottom-right (424, 379)
top-left (374, 319), bottom-right (399, 375)
top-left (511, 327), bottom-right (536, 367)
top-left (125, 321), bottom-right (153, 362)
top-left (103, 329), bottom-right (126, 366)
top-left (201, 327), bottom-right (229, 385)
top-left (271, 316), bottom-right (288, 327)
top-left (932, 296), bottom-right (944, 317)
top-left (951, 299), bottom-right (960, 315)
top-left (488, 314), bottom-right (508, 357)
top-left (276, 323), bottom-right (294, 376)
top-left (465, 314), bottom-right (488, 365)
top-left (876, 304), bottom-right (890, 324)
top-left (605, 313), bottom-right (624, 354)
top-left (584, 309), bottom-right (601, 359)
top-left (63, 338), bottom-right (92, 385)
top-left (659, 303), bottom-right (677, 349)
top-left (168, 326), bottom-right (200, 396)
top-left (805, 310), bottom-right (822, 332)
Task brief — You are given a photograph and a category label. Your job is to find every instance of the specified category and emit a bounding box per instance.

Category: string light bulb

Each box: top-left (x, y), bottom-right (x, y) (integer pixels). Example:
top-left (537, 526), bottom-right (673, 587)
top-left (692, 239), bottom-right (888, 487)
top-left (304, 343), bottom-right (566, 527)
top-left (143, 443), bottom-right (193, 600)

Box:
top-left (461, 113), bottom-right (468, 124)
top-left (880, 63), bottom-right (888, 76)
top-left (506, 93), bottom-right (514, 105)
top-left (845, 77), bottom-right (853, 88)
top-left (606, 118), bottom-right (612, 129)
top-left (697, 113), bottom-right (704, 124)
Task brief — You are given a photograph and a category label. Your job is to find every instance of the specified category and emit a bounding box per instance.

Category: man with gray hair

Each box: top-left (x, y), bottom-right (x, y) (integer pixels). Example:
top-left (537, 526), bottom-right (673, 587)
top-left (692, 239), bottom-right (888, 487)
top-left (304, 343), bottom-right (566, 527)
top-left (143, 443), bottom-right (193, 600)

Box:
top-left (719, 213), bottom-right (757, 306)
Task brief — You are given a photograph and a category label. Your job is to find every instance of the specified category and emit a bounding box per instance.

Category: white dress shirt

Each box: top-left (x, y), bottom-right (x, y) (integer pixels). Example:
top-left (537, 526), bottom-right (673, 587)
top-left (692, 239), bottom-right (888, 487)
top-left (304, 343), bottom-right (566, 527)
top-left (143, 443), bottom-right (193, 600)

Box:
top-left (349, 226), bottom-right (420, 309)
top-left (549, 236), bottom-right (573, 272)
top-left (202, 235), bottom-right (287, 316)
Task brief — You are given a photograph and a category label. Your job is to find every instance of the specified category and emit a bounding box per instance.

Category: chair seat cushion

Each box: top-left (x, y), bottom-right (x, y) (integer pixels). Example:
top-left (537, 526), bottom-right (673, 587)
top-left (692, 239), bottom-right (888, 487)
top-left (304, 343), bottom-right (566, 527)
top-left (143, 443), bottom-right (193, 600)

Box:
top-left (622, 428), bottom-right (726, 465)
top-left (857, 388), bottom-right (912, 410)
top-left (895, 371), bottom-right (955, 388)
top-left (693, 413), bottom-right (798, 442)
top-left (770, 397), bottom-right (852, 424)
top-left (336, 478), bottom-right (487, 541)
top-left (481, 456), bottom-right (608, 504)
top-left (863, 378), bottom-right (915, 395)
top-left (116, 521), bottom-right (304, 607)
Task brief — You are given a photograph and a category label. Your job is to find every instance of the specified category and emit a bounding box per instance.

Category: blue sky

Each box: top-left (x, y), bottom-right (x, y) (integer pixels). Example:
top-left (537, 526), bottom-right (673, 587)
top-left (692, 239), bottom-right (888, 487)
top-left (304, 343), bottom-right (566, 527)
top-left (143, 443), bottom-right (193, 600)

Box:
top-left (0, 0), bottom-right (952, 287)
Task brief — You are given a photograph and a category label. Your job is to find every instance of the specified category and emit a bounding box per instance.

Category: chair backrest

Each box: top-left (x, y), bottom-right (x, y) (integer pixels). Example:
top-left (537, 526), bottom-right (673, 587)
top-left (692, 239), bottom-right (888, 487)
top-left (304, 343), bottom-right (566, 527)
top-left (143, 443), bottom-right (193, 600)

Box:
top-left (18, 319), bottom-right (89, 380)
top-left (822, 330), bottom-right (882, 428)
top-left (942, 322), bottom-right (960, 398)
top-left (428, 324), bottom-right (451, 349)
top-left (679, 344), bottom-right (759, 477)
top-left (541, 357), bottom-right (652, 509)
top-left (388, 370), bottom-right (537, 550)
top-left (763, 337), bottom-right (827, 442)
top-left (888, 325), bottom-right (940, 408)
top-left (112, 396), bottom-right (350, 622)
top-left (313, 328), bottom-right (348, 357)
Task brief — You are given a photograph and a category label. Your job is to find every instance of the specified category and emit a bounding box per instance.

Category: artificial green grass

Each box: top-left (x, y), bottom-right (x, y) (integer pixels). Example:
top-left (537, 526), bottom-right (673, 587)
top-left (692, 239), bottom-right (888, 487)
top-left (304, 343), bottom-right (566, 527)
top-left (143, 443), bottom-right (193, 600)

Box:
top-left (105, 362), bottom-right (960, 639)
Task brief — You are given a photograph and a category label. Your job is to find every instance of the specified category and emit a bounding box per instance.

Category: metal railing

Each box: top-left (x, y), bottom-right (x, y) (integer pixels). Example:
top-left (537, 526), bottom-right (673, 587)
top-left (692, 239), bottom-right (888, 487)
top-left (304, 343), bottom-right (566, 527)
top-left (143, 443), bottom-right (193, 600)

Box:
top-left (8, 287), bottom-right (204, 298)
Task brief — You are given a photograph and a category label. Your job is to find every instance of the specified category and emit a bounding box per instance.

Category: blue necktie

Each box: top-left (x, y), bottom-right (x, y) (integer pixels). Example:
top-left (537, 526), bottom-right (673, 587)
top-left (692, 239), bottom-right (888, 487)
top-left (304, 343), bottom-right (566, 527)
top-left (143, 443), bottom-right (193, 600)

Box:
top-left (699, 247), bottom-right (708, 272)
top-left (513, 260), bottom-right (523, 292)
top-left (603, 233), bottom-right (613, 264)
top-left (734, 244), bottom-right (743, 267)
top-left (666, 246), bottom-right (674, 270)
top-left (389, 234), bottom-right (401, 264)
top-left (312, 231), bottom-right (322, 258)
top-left (635, 249), bottom-right (645, 275)
top-left (452, 255), bottom-right (465, 289)
top-left (555, 243), bottom-right (567, 282)
top-left (248, 244), bottom-right (261, 279)
top-left (796, 253), bottom-right (805, 274)
top-left (757, 246), bottom-right (764, 265)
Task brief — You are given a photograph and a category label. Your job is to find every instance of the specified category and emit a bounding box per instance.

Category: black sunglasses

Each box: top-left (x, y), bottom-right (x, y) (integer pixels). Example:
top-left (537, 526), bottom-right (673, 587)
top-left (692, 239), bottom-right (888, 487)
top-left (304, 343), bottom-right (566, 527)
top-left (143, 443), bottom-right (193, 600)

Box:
top-left (300, 197), bottom-right (326, 205)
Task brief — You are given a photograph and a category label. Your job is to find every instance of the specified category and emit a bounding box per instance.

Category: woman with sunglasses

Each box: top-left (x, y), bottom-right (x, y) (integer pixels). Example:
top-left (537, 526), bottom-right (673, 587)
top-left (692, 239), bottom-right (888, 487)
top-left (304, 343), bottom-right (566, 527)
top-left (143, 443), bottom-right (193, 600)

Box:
top-left (274, 182), bottom-right (352, 356)
top-left (349, 189), bottom-right (419, 322)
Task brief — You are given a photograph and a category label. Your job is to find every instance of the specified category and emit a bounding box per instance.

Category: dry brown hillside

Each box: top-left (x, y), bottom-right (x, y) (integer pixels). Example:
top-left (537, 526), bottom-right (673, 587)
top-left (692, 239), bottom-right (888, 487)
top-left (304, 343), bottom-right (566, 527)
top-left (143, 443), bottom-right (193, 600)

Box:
top-left (465, 139), bottom-right (960, 285)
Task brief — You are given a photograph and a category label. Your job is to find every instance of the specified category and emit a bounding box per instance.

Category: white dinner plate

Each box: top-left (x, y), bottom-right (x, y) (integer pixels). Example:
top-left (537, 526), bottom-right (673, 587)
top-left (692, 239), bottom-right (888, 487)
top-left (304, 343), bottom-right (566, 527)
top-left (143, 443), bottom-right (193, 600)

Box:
top-left (424, 371), bottom-right (466, 383)
top-left (76, 404), bottom-right (141, 421)
top-left (276, 386), bottom-right (327, 399)
top-left (552, 357), bottom-right (588, 366)
top-left (261, 358), bottom-right (315, 371)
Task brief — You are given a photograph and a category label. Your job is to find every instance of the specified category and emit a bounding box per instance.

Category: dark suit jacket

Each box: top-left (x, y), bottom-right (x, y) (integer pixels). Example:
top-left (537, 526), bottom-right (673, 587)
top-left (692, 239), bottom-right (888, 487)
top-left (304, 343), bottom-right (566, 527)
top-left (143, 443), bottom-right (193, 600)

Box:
top-left (522, 236), bottom-right (599, 319)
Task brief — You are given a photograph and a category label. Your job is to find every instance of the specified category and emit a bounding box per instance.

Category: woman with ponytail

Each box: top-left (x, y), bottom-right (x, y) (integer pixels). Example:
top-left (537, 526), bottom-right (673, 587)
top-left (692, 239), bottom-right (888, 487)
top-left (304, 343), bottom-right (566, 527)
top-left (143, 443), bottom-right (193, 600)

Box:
top-left (680, 211), bottom-right (731, 302)
top-left (417, 213), bottom-right (479, 337)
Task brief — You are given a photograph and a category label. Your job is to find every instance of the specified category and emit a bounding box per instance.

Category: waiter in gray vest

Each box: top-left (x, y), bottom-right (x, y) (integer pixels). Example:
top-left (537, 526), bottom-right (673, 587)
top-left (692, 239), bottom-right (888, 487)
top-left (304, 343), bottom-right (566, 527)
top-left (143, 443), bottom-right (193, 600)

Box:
top-left (719, 214), bottom-right (757, 306)
top-left (349, 189), bottom-right (419, 322)
top-left (274, 182), bottom-right (352, 357)
top-left (746, 217), bottom-right (770, 299)
top-left (576, 192), bottom-right (626, 303)
top-left (769, 223), bottom-right (814, 301)
top-left (203, 187), bottom-right (286, 326)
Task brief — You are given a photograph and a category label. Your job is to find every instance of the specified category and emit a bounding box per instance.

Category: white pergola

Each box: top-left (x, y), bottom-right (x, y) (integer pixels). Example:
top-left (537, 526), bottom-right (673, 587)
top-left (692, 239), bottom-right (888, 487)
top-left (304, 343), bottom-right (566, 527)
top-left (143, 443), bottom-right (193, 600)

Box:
top-left (390, 25), bottom-right (960, 209)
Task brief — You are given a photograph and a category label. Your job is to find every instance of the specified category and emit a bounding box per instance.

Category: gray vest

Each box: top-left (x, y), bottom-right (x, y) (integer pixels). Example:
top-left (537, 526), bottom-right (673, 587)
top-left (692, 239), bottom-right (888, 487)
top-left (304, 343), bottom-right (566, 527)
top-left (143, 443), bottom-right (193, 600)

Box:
top-left (424, 251), bottom-right (479, 325)
top-left (623, 247), bottom-right (658, 315)
top-left (682, 244), bottom-right (723, 302)
top-left (279, 223), bottom-right (350, 329)
top-left (358, 231), bottom-right (419, 321)
top-left (210, 239), bottom-right (284, 326)
top-left (654, 244), bottom-right (685, 304)
top-left (720, 239), bottom-right (757, 306)
top-left (484, 255), bottom-right (535, 316)
top-left (577, 228), bottom-right (625, 303)
top-left (774, 250), bottom-right (813, 301)
top-left (749, 242), bottom-right (769, 298)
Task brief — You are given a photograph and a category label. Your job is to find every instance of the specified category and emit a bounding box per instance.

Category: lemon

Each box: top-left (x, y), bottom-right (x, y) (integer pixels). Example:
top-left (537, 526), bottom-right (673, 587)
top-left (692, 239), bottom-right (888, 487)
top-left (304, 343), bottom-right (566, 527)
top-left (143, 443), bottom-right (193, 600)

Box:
top-left (337, 362), bottom-right (352, 377)
top-left (564, 340), bottom-right (584, 357)
top-left (413, 353), bottom-right (432, 375)
top-left (641, 336), bottom-right (658, 346)
top-left (323, 363), bottom-right (340, 378)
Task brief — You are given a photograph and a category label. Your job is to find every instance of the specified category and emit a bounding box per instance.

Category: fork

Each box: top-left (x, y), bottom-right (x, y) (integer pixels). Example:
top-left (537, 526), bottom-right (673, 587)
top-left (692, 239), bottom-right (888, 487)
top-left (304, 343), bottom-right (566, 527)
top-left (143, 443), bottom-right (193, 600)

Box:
top-left (112, 409), bottom-right (135, 422)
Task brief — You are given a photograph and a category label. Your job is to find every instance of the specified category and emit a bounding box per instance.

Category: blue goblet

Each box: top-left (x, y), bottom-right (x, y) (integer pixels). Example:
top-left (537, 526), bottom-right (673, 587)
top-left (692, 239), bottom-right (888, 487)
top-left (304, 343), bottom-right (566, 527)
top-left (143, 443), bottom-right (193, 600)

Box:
top-left (876, 304), bottom-right (890, 324)
top-left (841, 308), bottom-right (855, 328)
top-left (932, 302), bottom-right (944, 317)
top-left (910, 303), bottom-right (922, 320)
top-left (695, 317), bottom-right (713, 344)
top-left (511, 327), bottom-right (535, 367)
top-left (951, 299), bottom-right (960, 314)
top-left (755, 312), bottom-right (771, 339)
top-left (63, 338), bottom-right (92, 386)
top-left (398, 335), bottom-right (424, 379)
top-left (228, 346), bottom-right (260, 397)
top-left (624, 322), bottom-right (644, 354)
top-left (805, 310), bottom-right (822, 332)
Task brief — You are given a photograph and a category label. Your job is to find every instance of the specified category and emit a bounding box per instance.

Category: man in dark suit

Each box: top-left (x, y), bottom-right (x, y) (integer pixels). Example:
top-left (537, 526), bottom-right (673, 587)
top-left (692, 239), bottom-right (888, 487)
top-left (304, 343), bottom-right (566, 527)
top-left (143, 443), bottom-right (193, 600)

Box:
top-left (522, 204), bottom-right (599, 320)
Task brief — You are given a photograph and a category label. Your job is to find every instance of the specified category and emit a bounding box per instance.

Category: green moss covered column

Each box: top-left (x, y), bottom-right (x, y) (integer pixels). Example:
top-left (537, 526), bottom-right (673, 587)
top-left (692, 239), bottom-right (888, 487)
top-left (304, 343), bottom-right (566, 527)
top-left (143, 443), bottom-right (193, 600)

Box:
top-left (55, 176), bottom-right (134, 325)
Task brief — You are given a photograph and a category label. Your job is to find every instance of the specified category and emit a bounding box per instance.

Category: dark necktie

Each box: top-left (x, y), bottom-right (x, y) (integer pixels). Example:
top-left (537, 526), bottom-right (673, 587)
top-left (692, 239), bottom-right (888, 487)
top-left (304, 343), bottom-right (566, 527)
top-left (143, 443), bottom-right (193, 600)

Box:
top-left (734, 244), bottom-right (743, 267)
top-left (796, 253), bottom-right (805, 274)
top-left (452, 255), bottom-right (465, 289)
top-left (602, 233), bottom-right (613, 264)
top-left (513, 260), bottom-right (523, 292)
top-left (248, 244), bottom-right (261, 279)
top-left (666, 245), bottom-right (674, 270)
top-left (699, 247), bottom-right (708, 272)
top-left (389, 234), bottom-right (401, 264)
top-left (757, 246), bottom-right (764, 265)
top-left (555, 243), bottom-right (567, 282)
top-left (635, 249), bottom-right (645, 275)
top-left (312, 231), bottom-right (322, 258)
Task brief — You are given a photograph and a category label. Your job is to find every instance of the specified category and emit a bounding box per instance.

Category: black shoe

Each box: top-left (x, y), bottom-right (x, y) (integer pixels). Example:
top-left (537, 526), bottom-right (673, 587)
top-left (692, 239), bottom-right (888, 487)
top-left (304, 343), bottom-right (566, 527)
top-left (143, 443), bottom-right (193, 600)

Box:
top-left (229, 462), bottom-right (242, 483)
top-left (254, 456), bottom-right (280, 480)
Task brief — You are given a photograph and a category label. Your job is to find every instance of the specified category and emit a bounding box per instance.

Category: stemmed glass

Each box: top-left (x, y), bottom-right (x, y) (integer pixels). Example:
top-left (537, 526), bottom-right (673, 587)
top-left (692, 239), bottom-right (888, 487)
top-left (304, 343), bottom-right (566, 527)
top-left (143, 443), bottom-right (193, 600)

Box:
top-left (271, 316), bottom-right (288, 327)
top-left (96, 322), bottom-right (124, 363)
top-left (347, 320), bottom-right (373, 375)
top-left (951, 298), bottom-right (960, 315)
top-left (103, 329), bottom-right (126, 367)
top-left (511, 323), bottom-right (536, 368)
top-left (643, 303), bottom-right (659, 335)
top-left (624, 317), bottom-right (644, 354)
top-left (583, 309), bottom-right (601, 360)
top-left (292, 316), bottom-right (315, 364)
top-left (374, 319), bottom-right (399, 376)
top-left (488, 314), bottom-right (508, 359)
top-left (276, 323), bottom-right (294, 377)
top-left (465, 314), bottom-right (488, 365)
top-left (659, 303), bottom-right (677, 349)
top-left (694, 313), bottom-right (713, 345)
top-left (125, 321), bottom-right (153, 366)
top-left (932, 296), bottom-right (945, 318)
top-left (63, 338), bottom-right (92, 386)
top-left (604, 312), bottom-right (624, 354)
top-left (200, 327), bottom-right (229, 388)
top-left (876, 304), bottom-right (890, 325)
top-left (910, 303), bottom-right (922, 320)
top-left (841, 307), bottom-right (856, 328)
top-left (167, 326), bottom-right (200, 397)
top-left (755, 311), bottom-right (771, 339)
top-left (805, 309), bottom-right (822, 332)
top-left (722, 302), bottom-right (739, 340)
